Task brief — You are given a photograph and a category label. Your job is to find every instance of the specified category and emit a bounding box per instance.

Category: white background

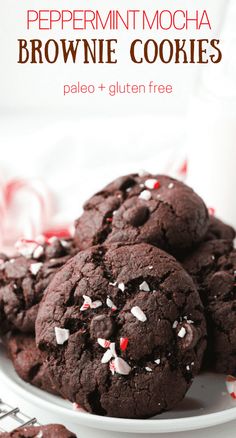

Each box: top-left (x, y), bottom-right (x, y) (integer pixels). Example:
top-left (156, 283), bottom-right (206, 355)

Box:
top-left (0, 1), bottom-right (236, 437)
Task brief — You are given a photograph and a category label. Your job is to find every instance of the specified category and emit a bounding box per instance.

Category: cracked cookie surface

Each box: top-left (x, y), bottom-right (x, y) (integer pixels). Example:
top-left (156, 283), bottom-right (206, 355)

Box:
top-left (0, 238), bottom-right (75, 335)
top-left (36, 242), bottom-right (206, 418)
top-left (74, 174), bottom-right (209, 255)
top-left (183, 239), bottom-right (236, 374)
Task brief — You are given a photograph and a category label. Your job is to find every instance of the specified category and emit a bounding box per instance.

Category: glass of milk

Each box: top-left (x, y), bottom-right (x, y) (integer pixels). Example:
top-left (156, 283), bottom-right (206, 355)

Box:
top-left (186, 0), bottom-right (236, 227)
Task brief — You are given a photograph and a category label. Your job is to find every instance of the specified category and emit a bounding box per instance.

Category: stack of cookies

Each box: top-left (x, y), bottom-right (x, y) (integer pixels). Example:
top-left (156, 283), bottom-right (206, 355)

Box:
top-left (0, 173), bottom-right (235, 419)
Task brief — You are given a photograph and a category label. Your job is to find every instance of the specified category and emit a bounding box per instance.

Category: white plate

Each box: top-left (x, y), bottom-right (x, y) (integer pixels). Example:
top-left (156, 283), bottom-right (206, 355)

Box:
top-left (0, 345), bottom-right (236, 434)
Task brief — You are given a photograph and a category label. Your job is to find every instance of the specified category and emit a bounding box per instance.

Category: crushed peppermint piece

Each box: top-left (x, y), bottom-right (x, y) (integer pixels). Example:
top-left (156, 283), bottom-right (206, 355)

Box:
top-left (48, 236), bottom-right (58, 244)
top-left (80, 295), bottom-right (102, 311)
top-left (109, 342), bottom-right (117, 358)
top-left (106, 297), bottom-right (117, 311)
top-left (138, 169), bottom-right (149, 177)
top-left (226, 375), bottom-right (236, 399)
top-left (35, 432), bottom-right (43, 438)
top-left (145, 178), bottom-right (160, 190)
top-left (139, 281), bottom-right (150, 292)
top-left (97, 338), bottom-right (111, 349)
top-left (187, 319), bottom-right (194, 324)
top-left (55, 327), bottom-right (70, 345)
top-left (168, 182), bottom-right (174, 189)
top-left (139, 183), bottom-right (145, 188)
top-left (191, 361), bottom-right (195, 366)
top-left (208, 207), bottom-right (215, 216)
top-left (155, 358), bottom-right (161, 365)
top-left (91, 300), bottom-right (102, 309)
top-left (109, 360), bottom-right (116, 375)
top-left (80, 295), bottom-right (92, 311)
top-left (101, 349), bottom-right (113, 364)
top-left (61, 239), bottom-right (71, 249)
top-left (148, 265), bottom-right (153, 270)
top-left (186, 365), bottom-right (190, 371)
top-left (30, 262), bottom-right (43, 276)
top-left (139, 190), bottom-right (151, 201)
top-left (15, 239), bottom-right (38, 258)
top-left (178, 327), bottom-right (187, 338)
top-left (120, 337), bottom-right (129, 351)
top-left (211, 255), bottom-right (215, 260)
top-left (73, 402), bottom-right (83, 411)
top-left (112, 357), bottom-right (131, 375)
top-left (33, 245), bottom-right (44, 259)
top-left (118, 282), bottom-right (125, 292)
top-left (172, 320), bottom-right (178, 329)
top-left (109, 281), bottom-right (117, 287)
top-left (145, 366), bottom-right (153, 372)
top-left (131, 306), bottom-right (147, 322)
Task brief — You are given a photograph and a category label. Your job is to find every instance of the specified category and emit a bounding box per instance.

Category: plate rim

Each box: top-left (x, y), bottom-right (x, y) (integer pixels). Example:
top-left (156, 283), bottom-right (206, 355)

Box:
top-left (1, 352), bottom-right (236, 433)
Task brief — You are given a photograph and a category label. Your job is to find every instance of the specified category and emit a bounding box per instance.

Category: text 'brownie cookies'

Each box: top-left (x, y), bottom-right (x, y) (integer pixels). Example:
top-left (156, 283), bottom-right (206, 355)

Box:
top-left (74, 173), bottom-right (209, 255)
top-left (183, 239), bottom-right (236, 374)
top-left (0, 424), bottom-right (76, 437)
top-left (0, 237), bottom-right (75, 334)
top-left (36, 242), bottom-right (206, 418)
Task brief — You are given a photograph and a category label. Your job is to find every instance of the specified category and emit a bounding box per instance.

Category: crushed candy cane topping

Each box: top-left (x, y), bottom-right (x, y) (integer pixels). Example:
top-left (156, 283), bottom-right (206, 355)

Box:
top-left (120, 337), bottom-right (129, 351)
top-left (139, 281), bottom-right (150, 292)
top-left (109, 281), bottom-right (117, 287)
top-left (145, 179), bottom-right (160, 190)
top-left (172, 320), bottom-right (178, 329)
top-left (155, 358), bottom-right (161, 365)
top-left (118, 282), bottom-right (125, 292)
top-left (139, 190), bottom-right (151, 201)
top-left (138, 169), bottom-right (149, 177)
top-left (101, 349), bottom-right (113, 364)
top-left (97, 338), bottom-right (111, 349)
top-left (110, 357), bottom-right (131, 376)
top-left (131, 306), bottom-right (147, 322)
top-left (33, 245), bottom-right (44, 259)
top-left (106, 297), bottom-right (117, 311)
top-left (226, 375), bottom-right (236, 399)
top-left (177, 327), bottom-right (187, 338)
top-left (30, 262), bottom-right (43, 276)
top-left (55, 327), bottom-right (70, 345)
top-left (145, 366), bottom-right (152, 372)
top-left (168, 182), bottom-right (174, 189)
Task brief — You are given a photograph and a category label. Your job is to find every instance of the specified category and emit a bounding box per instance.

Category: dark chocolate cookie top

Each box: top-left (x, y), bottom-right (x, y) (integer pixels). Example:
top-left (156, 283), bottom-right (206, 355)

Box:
top-left (0, 237), bottom-right (75, 334)
top-left (0, 424), bottom-right (76, 437)
top-left (183, 239), bottom-right (236, 373)
top-left (36, 242), bottom-right (206, 418)
top-left (204, 216), bottom-right (235, 242)
top-left (5, 333), bottom-right (57, 395)
top-left (74, 173), bottom-right (209, 255)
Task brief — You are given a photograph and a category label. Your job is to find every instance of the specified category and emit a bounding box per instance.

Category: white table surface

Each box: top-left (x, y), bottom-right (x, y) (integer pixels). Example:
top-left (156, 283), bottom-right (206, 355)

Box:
top-left (1, 379), bottom-right (236, 438)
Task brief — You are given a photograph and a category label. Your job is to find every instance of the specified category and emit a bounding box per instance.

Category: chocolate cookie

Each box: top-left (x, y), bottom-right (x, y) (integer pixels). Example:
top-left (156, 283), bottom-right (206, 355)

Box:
top-left (5, 333), bottom-right (57, 395)
top-left (205, 216), bottom-right (235, 242)
top-left (183, 239), bottom-right (236, 373)
top-left (0, 238), bottom-right (75, 335)
top-left (74, 173), bottom-right (209, 255)
top-left (0, 424), bottom-right (76, 437)
top-left (36, 243), bottom-right (206, 418)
